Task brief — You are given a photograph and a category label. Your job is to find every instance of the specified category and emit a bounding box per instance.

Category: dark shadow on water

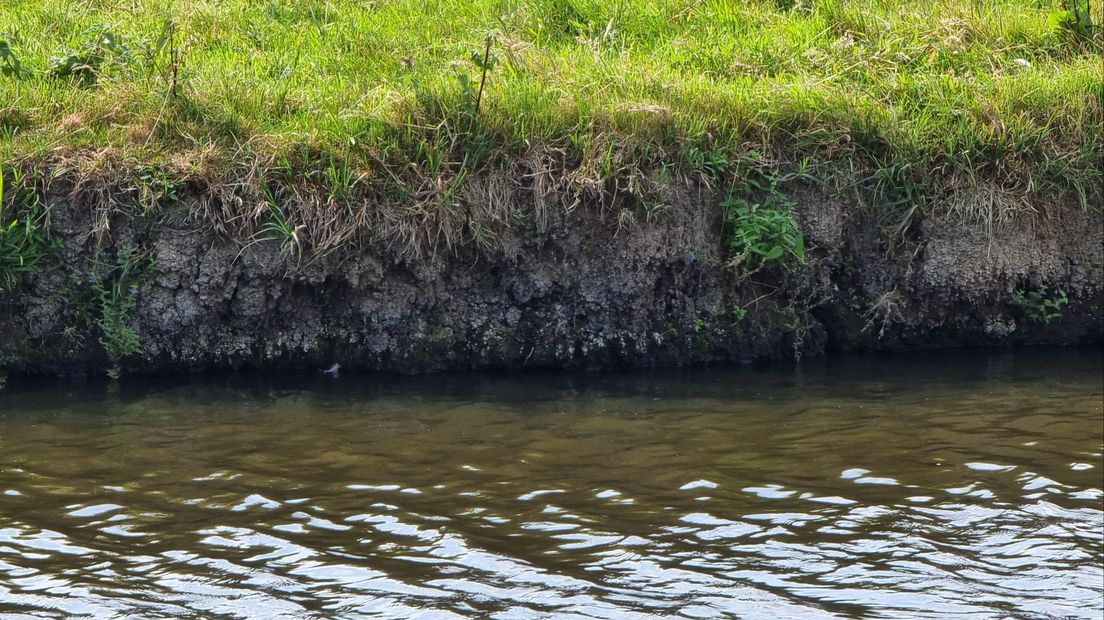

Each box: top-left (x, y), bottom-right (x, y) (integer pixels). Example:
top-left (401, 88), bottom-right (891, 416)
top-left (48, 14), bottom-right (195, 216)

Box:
top-left (2, 345), bottom-right (1100, 413)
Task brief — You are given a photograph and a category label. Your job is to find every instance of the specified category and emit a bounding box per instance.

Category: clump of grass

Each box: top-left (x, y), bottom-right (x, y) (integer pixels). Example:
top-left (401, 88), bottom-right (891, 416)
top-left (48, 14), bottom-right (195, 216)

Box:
top-left (0, 0), bottom-right (1099, 261)
top-left (0, 168), bottom-right (57, 292)
top-left (252, 185), bottom-right (304, 262)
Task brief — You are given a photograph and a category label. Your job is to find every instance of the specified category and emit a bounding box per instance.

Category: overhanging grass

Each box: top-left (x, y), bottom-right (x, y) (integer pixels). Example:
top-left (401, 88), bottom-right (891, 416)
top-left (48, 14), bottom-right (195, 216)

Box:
top-left (0, 0), bottom-right (1101, 258)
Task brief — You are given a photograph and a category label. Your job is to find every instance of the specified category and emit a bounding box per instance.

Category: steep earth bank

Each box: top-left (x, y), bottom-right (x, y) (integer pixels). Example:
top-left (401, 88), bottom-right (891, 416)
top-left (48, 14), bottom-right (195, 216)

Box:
top-left (1, 181), bottom-right (1100, 377)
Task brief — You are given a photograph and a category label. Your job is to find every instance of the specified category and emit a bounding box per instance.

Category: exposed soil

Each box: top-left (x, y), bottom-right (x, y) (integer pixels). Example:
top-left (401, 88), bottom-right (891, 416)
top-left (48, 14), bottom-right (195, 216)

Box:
top-left (1, 180), bottom-right (1100, 377)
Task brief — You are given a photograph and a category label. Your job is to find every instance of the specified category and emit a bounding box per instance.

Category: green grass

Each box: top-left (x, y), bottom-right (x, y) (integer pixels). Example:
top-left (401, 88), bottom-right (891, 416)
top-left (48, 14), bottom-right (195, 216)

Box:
top-left (0, 167), bottom-right (57, 291)
top-left (0, 0), bottom-right (1101, 258)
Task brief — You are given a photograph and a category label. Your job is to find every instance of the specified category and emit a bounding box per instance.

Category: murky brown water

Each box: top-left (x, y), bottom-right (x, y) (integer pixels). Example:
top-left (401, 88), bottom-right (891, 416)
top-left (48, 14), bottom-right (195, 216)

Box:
top-left (0, 349), bottom-right (1101, 619)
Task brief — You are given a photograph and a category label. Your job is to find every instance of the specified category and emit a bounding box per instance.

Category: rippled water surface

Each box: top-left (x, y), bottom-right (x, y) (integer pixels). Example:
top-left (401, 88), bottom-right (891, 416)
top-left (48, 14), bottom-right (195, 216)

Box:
top-left (0, 349), bottom-right (1101, 619)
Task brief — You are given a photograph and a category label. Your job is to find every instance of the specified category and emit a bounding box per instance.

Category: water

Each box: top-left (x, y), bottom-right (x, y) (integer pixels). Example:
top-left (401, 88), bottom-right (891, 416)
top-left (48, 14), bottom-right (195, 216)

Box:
top-left (0, 349), bottom-right (1101, 619)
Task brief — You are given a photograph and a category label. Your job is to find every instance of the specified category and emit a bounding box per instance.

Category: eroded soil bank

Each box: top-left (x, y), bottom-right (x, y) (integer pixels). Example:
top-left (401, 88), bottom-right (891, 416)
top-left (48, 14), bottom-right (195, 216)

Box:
top-left (1, 181), bottom-right (1100, 377)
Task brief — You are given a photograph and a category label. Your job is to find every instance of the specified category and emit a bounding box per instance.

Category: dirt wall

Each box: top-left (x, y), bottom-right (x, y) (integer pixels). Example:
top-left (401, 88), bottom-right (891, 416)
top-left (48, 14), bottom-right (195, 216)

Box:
top-left (1, 182), bottom-right (1100, 377)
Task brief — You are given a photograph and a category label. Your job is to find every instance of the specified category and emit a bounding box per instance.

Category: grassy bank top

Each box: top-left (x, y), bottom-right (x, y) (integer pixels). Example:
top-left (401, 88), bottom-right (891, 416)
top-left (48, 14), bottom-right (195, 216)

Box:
top-left (1, 0), bottom-right (1102, 216)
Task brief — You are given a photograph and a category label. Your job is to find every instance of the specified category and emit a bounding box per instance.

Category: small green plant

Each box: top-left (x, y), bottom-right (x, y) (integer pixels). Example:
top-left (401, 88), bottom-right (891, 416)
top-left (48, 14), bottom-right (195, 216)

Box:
top-left (0, 171), bottom-right (58, 292)
top-left (49, 29), bottom-right (130, 86)
top-left (92, 245), bottom-right (154, 378)
top-left (455, 35), bottom-right (496, 117)
top-left (0, 109), bottom-right (26, 141)
top-left (1011, 286), bottom-right (1069, 324)
top-left (145, 18), bottom-right (183, 100)
top-left (1049, 0), bottom-right (1094, 40)
top-left (0, 37), bottom-right (25, 78)
top-left (722, 177), bottom-right (805, 271)
top-left (136, 164), bottom-right (181, 211)
top-left (684, 145), bottom-right (729, 179)
top-left (731, 305), bottom-right (747, 322)
top-left (415, 138), bottom-right (447, 176)
top-left (471, 35), bottom-right (495, 115)
top-left (324, 158), bottom-right (356, 205)
top-left (833, 254), bottom-right (856, 280)
top-left (511, 208), bottom-right (536, 232)
top-left (693, 317), bottom-right (706, 333)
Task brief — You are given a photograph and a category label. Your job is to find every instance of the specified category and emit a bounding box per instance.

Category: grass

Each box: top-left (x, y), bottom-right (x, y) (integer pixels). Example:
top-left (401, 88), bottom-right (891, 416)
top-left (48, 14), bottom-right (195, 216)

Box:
top-left (0, 0), bottom-right (1101, 260)
top-left (0, 167), bottom-right (57, 291)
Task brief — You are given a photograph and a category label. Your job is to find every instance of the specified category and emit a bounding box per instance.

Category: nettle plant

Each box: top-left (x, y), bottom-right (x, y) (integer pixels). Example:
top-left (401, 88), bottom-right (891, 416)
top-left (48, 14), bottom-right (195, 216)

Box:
top-left (1011, 286), bottom-right (1069, 324)
top-left (721, 173), bottom-right (805, 272)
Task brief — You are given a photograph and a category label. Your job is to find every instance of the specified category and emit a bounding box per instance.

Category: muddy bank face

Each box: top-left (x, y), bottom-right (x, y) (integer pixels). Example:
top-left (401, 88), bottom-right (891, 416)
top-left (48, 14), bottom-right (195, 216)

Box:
top-left (0, 182), bottom-right (1101, 376)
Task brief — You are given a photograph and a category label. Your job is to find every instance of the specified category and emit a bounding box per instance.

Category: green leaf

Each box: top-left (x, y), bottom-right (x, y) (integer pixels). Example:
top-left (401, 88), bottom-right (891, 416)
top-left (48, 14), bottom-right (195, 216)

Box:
top-left (0, 38), bottom-right (22, 77)
top-left (1048, 10), bottom-right (1072, 30)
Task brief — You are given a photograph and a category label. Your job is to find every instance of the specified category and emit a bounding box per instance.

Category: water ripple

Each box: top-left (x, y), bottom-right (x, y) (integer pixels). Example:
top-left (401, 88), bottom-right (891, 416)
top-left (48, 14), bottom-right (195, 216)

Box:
top-left (0, 351), bottom-right (1100, 618)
